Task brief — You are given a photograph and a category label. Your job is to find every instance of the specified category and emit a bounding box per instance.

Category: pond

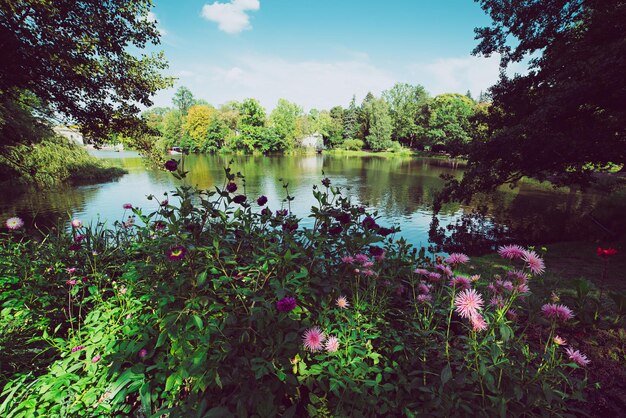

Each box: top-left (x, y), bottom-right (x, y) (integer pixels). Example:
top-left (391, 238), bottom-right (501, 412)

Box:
top-left (1, 151), bottom-right (614, 251)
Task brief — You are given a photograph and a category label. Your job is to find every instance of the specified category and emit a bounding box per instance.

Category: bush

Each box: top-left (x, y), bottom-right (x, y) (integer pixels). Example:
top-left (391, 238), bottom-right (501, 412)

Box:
top-left (0, 165), bottom-right (589, 417)
top-left (342, 138), bottom-right (364, 151)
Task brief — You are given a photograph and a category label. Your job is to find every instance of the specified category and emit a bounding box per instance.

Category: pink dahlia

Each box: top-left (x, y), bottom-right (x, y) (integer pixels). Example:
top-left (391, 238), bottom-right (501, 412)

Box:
top-left (362, 269), bottom-right (377, 278)
top-left (541, 303), bottom-right (574, 321)
top-left (414, 268), bottom-right (430, 276)
top-left (6, 217), bottom-right (24, 230)
top-left (354, 254), bottom-right (369, 265)
top-left (502, 280), bottom-right (514, 292)
top-left (471, 314), bottom-right (488, 332)
top-left (489, 296), bottom-right (504, 308)
top-left (455, 288), bottom-right (484, 319)
top-left (522, 250), bottom-right (545, 275)
top-left (565, 347), bottom-right (590, 367)
top-left (436, 264), bottom-right (453, 277)
top-left (336, 296), bottom-right (350, 309)
top-left (506, 309), bottom-right (518, 321)
top-left (416, 294), bottom-right (432, 303)
top-left (445, 253), bottom-right (470, 266)
top-left (497, 244), bottom-right (526, 260)
top-left (302, 327), bottom-right (325, 352)
top-left (508, 270), bottom-right (529, 285)
top-left (553, 335), bottom-right (567, 346)
top-left (428, 272), bottom-right (442, 282)
top-left (449, 276), bottom-right (471, 290)
top-left (341, 255), bottom-right (355, 264)
top-left (516, 283), bottom-right (530, 294)
top-left (71, 219), bottom-right (82, 228)
top-left (325, 335), bottom-right (339, 353)
top-left (418, 282), bottom-right (431, 294)
top-left (362, 261), bottom-right (374, 269)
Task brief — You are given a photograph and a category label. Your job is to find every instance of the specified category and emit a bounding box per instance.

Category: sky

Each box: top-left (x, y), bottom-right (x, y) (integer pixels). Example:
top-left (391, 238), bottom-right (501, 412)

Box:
top-left (147, 0), bottom-right (524, 112)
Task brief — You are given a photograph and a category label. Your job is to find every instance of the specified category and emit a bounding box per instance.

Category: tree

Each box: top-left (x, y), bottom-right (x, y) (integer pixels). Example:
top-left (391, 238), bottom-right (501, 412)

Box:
top-left (172, 86), bottom-right (194, 116)
top-left (162, 110), bottom-right (183, 148)
top-left (382, 83), bottom-right (429, 147)
top-left (361, 96), bottom-right (393, 151)
top-left (443, 0), bottom-right (626, 203)
top-left (423, 94), bottom-right (476, 155)
top-left (343, 95), bottom-right (359, 140)
top-left (238, 98), bottom-right (266, 127)
top-left (0, 0), bottom-right (171, 142)
top-left (182, 104), bottom-right (216, 151)
top-left (269, 99), bottom-right (302, 150)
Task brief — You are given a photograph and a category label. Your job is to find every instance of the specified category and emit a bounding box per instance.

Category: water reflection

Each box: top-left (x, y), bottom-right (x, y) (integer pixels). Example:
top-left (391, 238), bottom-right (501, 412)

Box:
top-left (0, 152), bottom-right (616, 248)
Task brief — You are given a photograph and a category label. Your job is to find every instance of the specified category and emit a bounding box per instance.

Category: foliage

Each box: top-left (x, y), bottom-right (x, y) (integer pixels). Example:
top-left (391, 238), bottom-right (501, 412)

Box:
top-left (341, 139), bottom-right (364, 151)
top-left (183, 105), bottom-right (217, 151)
top-left (238, 98), bottom-right (266, 128)
top-left (382, 83), bottom-right (429, 148)
top-left (361, 96), bottom-right (393, 151)
top-left (0, 165), bottom-right (592, 416)
top-left (0, 0), bottom-right (172, 141)
top-left (172, 86), bottom-right (195, 116)
top-left (423, 93), bottom-right (478, 155)
top-left (269, 99), bottom-right (303, 150)
top-left (0, 136), bottom-right (126, 187)
top-left (445, 0), bottom-right (626, 203)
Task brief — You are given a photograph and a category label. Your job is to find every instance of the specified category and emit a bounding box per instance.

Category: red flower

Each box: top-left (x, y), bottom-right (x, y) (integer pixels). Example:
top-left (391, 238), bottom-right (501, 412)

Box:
top-left (597, 247), bottom-right (618, 257)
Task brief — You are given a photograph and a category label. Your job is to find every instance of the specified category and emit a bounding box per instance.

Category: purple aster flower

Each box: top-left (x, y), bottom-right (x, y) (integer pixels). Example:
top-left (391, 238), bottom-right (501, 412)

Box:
top-left (164, 159), bottom-right (178, 171)
top-left (257, 195), bottom-right (268, 206)
top-left (277, 296), bottom-right (297, 312)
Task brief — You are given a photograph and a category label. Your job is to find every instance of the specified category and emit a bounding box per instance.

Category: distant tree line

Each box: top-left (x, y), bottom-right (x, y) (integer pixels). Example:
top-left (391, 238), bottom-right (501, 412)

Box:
top-left (137, 84), bottom-right (490, 155)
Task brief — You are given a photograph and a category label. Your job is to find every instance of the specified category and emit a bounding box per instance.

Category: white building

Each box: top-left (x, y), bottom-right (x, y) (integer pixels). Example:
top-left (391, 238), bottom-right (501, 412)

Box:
top-left (300, 133), bottom-right (324, 150)
top-left (53, 126), bottom-right (84, 145)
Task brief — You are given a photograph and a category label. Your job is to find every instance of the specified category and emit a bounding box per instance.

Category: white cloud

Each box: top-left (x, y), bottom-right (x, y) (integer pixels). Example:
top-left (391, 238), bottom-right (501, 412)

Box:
top-left (201, 0), bottom-right (260, 34)
top-left (147, 52), bottom-right (530, 112)
top-left (407, 54), bottom-right (528, 98)
top-left (146, 11), bottom-right (167, 36)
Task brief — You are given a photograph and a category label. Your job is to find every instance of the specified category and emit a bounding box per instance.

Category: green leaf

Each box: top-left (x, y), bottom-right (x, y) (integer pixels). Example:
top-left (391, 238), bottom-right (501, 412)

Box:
top-left (139, 381), bottom-right (151, 415)
top-left (440, 364), bottom-right (452, 385)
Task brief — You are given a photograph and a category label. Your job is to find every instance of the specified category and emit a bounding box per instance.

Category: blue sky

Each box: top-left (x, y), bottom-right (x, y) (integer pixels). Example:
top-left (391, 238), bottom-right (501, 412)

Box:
top-left (147, 0), bottom-right (522, 111)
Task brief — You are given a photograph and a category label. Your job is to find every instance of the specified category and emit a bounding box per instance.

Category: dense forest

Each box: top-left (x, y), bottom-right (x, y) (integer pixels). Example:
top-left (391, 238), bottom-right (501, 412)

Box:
top-left (136, 85), bottom-right (490, 155)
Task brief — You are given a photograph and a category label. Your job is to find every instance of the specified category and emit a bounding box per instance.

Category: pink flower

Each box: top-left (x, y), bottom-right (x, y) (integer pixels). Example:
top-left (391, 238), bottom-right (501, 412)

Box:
top-left (66, 279), bottom-right (77, 285)
top-left (6, 217), bottom-right (24, 230)
top-left (417, 294), bottom-right (432, 303)
top-left (138, 349), bottom-right (148, 358)
top-left (302, 327), bottom-right (325, 352)
top-left (362, 261), bottom-right (374, 269)
top-left (123, 203), bottom-right (133, 209)
top-left (449, 276), bottom-right (471, 290)
top-left (506, 309), bottom-right (518, 321)
top-left (445, 253), bottom-right (470, 266)
top-left (373, 251), bottom-right (386, 262)
top-left (522, 250), bottom-right (545, 275)
top-left (126, 314), bottom-right (132, 319)
top-left (541, 303), bottom-right (574, 321)
top-left (414, 268), bottom-right (430, 276)
top-left (354, 254), bottom-right (369, 265)
top-left (66, 267), bottom-right (77, 274)
top-left (497, 244), bottom-right (526, 260)
top-left (516, 283), bottom-right (530, 294)
top-left (455, 288), bottom-right (484, 319)
top-left (71, 219), bottom-right (82, 228)
top-left (160, 199), bottom-right (169, 207)
top-left (428, 272), bottom-right (442, 282)
top-left (436, 264), bottom-right (453, 277)
top-left (71, 345), bottom-right (85, 353)
top-left (487, 283), bottom-right (498, 294)
top-left (418, 282), bottom-right (431, 294)
top-left (336, 296), bottom-right (350, 309)
top-left (277, 296), bottom-right (297, 312)
top-left (341, 255), bottom-right (355, 264)
top-left (553, 335), bottom-right (567, 346)
top-left (471, 314), bottom-right (488, 332)
top-left (167, 245), bottom-right (187, 261)
top-left (502, 280), bottom-right (514, 291)
top-left (565, 347), bottom-right (590, 367)
top-left (470, 274), bottom-right (481, 282)
top-left (489, 296), bottom-right (504, 308)
top-left (92, 355), bottom-right (101, 363)
top-left (508, 270), bottom-right (528, 284)
top-left (325, 336), bottom-right (339, 353)
top-left (362, 269), bottom-right (377, 278)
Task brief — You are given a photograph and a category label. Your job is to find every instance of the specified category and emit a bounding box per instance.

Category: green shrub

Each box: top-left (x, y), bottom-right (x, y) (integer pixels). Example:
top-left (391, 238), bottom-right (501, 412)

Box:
top-left (342, 138), bottom-right (364, 150)
top-left (0, 165), bottom-right (589, 417)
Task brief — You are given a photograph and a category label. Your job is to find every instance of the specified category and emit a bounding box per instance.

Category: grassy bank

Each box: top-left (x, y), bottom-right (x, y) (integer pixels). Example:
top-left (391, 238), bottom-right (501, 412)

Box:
top-left (0, 137), bottom-right (127, 188)
top-left (2, 165), bottom-right (622, 416)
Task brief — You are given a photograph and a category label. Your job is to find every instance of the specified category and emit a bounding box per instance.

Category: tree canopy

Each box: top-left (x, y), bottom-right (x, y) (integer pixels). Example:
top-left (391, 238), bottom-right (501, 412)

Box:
top-left (0, 0), bottom-right (172, 143)
top-left (443, 0), bottom-right (626, 203)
